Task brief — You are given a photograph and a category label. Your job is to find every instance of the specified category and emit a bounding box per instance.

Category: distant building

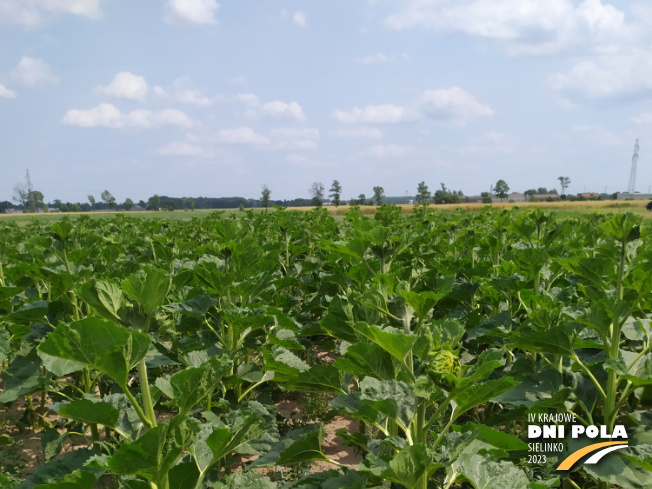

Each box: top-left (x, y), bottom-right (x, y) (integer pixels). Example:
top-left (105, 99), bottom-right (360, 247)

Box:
top-left (5, 209), bottom-right (22, 214)
top-left (618, 193), bottom-right (652, 200)
top-left (464, 195), bottom-right (484, 203)
top-left (530, 194), bottom-right (559, 202)
top-left (507, 192), bottom-right (525, 202)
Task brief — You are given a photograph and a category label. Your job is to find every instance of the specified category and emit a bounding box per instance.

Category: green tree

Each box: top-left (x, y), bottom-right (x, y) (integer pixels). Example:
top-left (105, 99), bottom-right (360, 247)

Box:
top-left (494, 180), bottom-right (510, 201)
top-left (124, 198), bottom-right (134, 210)
top-left (481, 192), bottom-right (492, 204)
top-left (416, 181), bottom-right (431, 204)
top-left (30, 191), bottom-right (44, 211)
top-left (309, 182), bottom-right (325, 207)
top-left (149, 194), bottom-right (161, 211)
top-left (71, 203), bottom-right (82, 212)
top-left (261, 184), bottom-right (271, 211)
top-left (329, 180), bottom-right (342, 207)
top-left (372, 186), bottom-right (385, 206)
top-left (433, 183), bottom-right (461, 204)
top-left (101, 190), bottom-right (116, 209)
top-left (357, 193), bottom-right (367, 205)
top-left (524, 189), bottom-right (536, 201)
top-left (13, 170), bottom-right (42, 212)
top-left (558, 176), bottom-right (571, 197)
top-left (88, 194), bottom-right (96, 210)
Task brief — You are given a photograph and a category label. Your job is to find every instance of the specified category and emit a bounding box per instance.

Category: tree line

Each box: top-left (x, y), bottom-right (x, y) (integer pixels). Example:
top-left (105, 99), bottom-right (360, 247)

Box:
top-left (7, 170), bottom-right (609, 214)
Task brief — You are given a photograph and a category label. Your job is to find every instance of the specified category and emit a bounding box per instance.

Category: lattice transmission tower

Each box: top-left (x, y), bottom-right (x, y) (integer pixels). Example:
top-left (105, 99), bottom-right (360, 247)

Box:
top-left (627, 139), bottom-right (640, 194)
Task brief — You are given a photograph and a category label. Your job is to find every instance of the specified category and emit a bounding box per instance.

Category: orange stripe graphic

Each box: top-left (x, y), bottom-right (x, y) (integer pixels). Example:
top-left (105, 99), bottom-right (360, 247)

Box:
top-left (557, 441), bottom-right (628, 470)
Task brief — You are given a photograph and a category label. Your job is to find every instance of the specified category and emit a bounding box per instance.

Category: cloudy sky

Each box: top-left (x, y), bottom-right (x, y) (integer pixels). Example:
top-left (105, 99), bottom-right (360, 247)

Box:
top-left (1, 0), bottom-right (651, 203)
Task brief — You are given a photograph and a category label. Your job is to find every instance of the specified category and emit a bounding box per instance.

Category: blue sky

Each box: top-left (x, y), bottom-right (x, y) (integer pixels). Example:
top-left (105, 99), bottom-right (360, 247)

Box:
top-left (1, 0), bottom-right (651, 203)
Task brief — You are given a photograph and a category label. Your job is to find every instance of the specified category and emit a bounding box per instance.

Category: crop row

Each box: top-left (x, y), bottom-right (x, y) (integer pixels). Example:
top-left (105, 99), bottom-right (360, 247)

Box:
top-left (0, 205), bottom-right (651, 489)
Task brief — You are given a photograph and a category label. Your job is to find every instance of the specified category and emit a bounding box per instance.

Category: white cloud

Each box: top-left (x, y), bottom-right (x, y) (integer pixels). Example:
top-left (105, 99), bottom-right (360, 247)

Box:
top-left (234, 94), bottom-right (306, 121)
top-left (155, 109), bottom-right (193, 127)
top-left (43, 0), bottom-right (102, 18)
top-left (632, 112), bottom-right (652, 125)
top-left (62, 103), bottom-right (192, 129)
top-left (155, 77), bottom-right (212, 106)
top-left (261, 101), bottom-right (305, 121)
top-left (334, 87), bottom-right (491, 128)
top-left (270, 128), bottom-right (319, 150)
top-left (0, 84), bottom-right (16, 98)
top-left (383, 0), bottom-right (630, 56)
top-left (333, 104), bottom-right (412, 124)
top-left (0, 0), bottom-right (102, 26)
top-left (234, 93), bottom-right (259, 106)
top-left (333, 127), bottom-right (383, 139)
top-left (213, 126), bottom-right (319, 150)
top-left (216, 127), bottom-right (269, 145)
top-left (10, 56), bottom-right (59, 87)
top-left (549, 50), bottom-right (652, 101)
top-left (360, 53), bottom-right (392, 64)
top-left (361, 144), bottom-right (414, 158)
top-left (158, 141), bottom-right (204, 155)
top-left (165, 0), bottom-right (219, 25)
top-left (420, 87), bottom-right (494, 126)
top-left (293, 11), bottom-right (307, 27)
top-left (94, 72), bottom-right (149, 101)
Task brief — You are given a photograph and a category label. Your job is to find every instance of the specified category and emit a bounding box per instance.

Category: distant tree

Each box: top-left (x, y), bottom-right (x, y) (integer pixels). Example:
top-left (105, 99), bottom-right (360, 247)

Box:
top-left (261, 184), bottom-right (271, 211)
top-left (71, 203), bottom-right (82, 212)
top-left (535, 187), bottom-right (557, 195)
top-left (309, 182), bottom-right (325, 206)
top-left (558, 176), bottom-right (571, 197)
top-left (60, 204), bottom-right (69, 212)
top-left (124, 198), bottom-right (134, 210)
top-left (434, 183), bottom-right (462, 204)
top-left (524, 189), bottom-right (537, 201)
top-left (13, 170), bottom-right (42, 212)
top-left (494, 180), bottom-right (510, 201)
top-left (372, 186), bottom-right (385, 206)
top-left (329, 180), bottom-right (342, 207)
top-left (481, 192), bottom-right (492, 204)
top-left (416, 181), bottom-right (431, 204)
top-left (101, 190), bottom-right (116, 209)
top-left (30, 191), bottom-right (44, 211)
top-left (357, 193), bottom-right (367, 205)
top-left (149, 194), bottom-right (161, 211)
top-left (88, 194), bottom-right (96, 210)
top-left (12, 183), bottom-right (29, 209)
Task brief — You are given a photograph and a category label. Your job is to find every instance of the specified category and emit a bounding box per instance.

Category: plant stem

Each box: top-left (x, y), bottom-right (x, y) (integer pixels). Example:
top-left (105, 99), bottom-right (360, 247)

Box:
top-left (138, 359), bottom-right (157, 428)
top-left (83, 368), bottom-right (100, 442)
top-left (605, 238), bottom-right (628, 430)
top-left (571, 354), bottom-right (607, 399)
top-left (567, 478), bottom-right (582, 489)
top-left (432, 416), bottom-right (455, 452)
top-left (123, 386), bottom-right (154, 429)
top-left (26, 395), bottom-right (37, 430)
